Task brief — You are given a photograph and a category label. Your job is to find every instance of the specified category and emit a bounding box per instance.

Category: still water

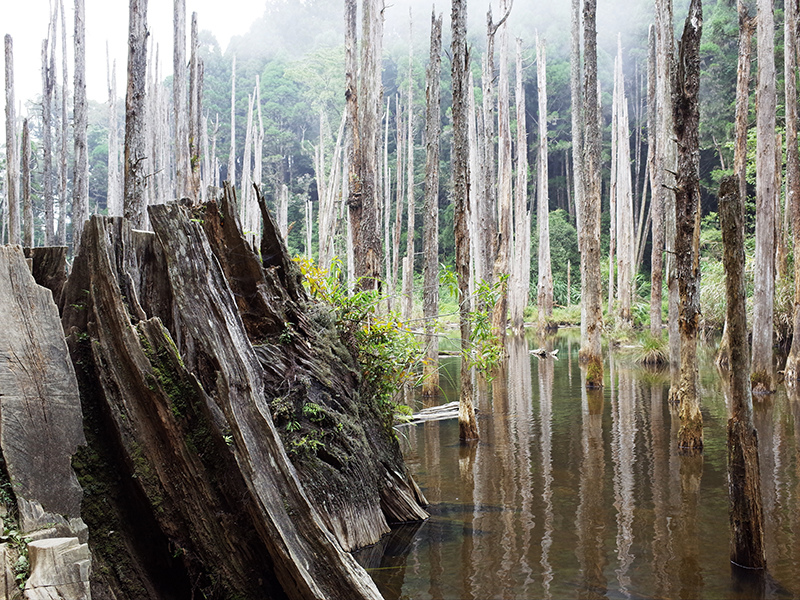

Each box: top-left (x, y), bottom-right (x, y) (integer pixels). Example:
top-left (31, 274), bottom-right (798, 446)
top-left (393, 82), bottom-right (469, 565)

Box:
top-left (354, 330), bottom-right (800, 600)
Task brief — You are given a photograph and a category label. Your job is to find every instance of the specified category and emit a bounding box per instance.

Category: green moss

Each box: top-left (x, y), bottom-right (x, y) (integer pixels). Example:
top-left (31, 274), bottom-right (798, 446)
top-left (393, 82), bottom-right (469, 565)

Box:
top-left (750, 369), bottom-right (773, 394)
top-left (585, 356), bottom-right (604, 389)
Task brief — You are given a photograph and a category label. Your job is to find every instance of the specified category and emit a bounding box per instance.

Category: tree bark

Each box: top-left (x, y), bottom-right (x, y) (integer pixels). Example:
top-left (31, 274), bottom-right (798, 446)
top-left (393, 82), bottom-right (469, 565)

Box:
top-left (227, 54), bottom-right (236, 189)
top-left (402, 15), bottom-right (415, 321)
top-left (571, 0), bottom-right (587, 344)
top-left (580, 0), bottom-right (604, 388)
top-left (672, 0), bottom-right (703, 453)
top-left (123, 0), bottom-right (149, 228)
top-left (5, 34), bottom-right (19, 245)
top-left (42, 26), bottom-right (55, 244)
top-left (615, 37), bottom-right (635, 327)
top-left (393, 94), bottom-right (404, 301)
top-left (107, 49), bottom-right (122, 216)
top-left (240, 92), bottom-right (255, 236)
top-left (492, 0), bottom-right (513, 337)
top-left (422, 10), bottom-right (442, 398)
top-left (73, 0), bottom-right (90, 247)
top-left (751, 0), bottom-right (776, 392)
top-left (58, 0), bottom-right (69, 246)
top-left (535, 36), bottom-right (552, 332)
top-left (718, 175), bottom-right (767, 571)
top-left (609, 52), bottom-right (618, 314)
top-left (173, 0), bottom-right (189, 199)
top-left (648, 24), bottom-right (664, 338)
top-left (786, 0), bottom-right (800, 383)
top-left (22, 119), bottom-right (32, 247)
top-left (451, 0), bottom-right (478, 441)
top-left (188, 12), bottom-right (202, 199)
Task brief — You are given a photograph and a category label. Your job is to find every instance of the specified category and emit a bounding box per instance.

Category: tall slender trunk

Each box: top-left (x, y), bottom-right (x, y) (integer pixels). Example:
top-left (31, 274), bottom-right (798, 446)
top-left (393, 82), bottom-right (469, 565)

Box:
top-left (672, 0), bottom-right (703, 453)
top-left (719, 175), bottom-right (767, 570)
top-left (422, 9), bottom-right (443, 398)
top-left (402, 14), bottom-right (415, 321)
top-left (227, 55), bottom-right (236, 189)
top-left (107, 49), bottom-right (121, 216)
top-left (21, 119), bottom-right (32, 247)
top-left (535, 35), bottom-right (552, 332)
top-left (188, 12), bottom-right (202, 199)
top-left (492, 0), bottom-right (513, 337)
top-left (609, 52), bottom-right (618, 313)
top-left (382, 101), bottom-right (391, 298)
top-left (785, 0), bottom-right (800, 383)
top-left (123, 0), bottom-right (149, 228)
top-left (451, 0), bottom-right (478, 441)
top-left (648, 25), bottom-right (664, 338)
top-left (751, 0), bottom-right (776, 391)
top-left (571, 0), bottom-right (585, 343)
top-left (616, 38), bottom-right (635, 326)
top-left (468, 73), bottom-right (485, 301)
top-left (393, 95), bottom-right (404, 299)
top-left (4, 35), bottom-right (19, 245)
top-left (73, 0), bottom-right (90, 246)
top-left (174, 0), bottom-right (189, 198)
top-left (42, 23), bottom-right (55, 244)
top-left (240, 92), bottom-right (254, 235)
top-left (58, 0), bottom-right (69, 245)
top-left (279, 183), bottom-right (289, 240)
top-left (580, 0), bottom-right (604, 388)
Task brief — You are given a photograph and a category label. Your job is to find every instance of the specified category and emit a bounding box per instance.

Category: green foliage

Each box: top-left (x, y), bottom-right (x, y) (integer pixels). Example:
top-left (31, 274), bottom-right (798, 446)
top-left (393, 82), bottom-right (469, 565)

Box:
top-left (1, 527), bottom-right (31, 590)
top-left (531, 210), bottom-right (581, 307)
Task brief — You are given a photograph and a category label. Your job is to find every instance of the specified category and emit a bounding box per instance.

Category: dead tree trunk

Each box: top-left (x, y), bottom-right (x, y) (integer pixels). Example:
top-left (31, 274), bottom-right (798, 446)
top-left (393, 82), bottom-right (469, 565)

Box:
top-left (393, 95), bottom-right (404, 301)
top-left (5, 34), bottom-right (19, 245)
top-left (492, 0), bottom-right (513, 337)
top-left (648, 24), bottom-right (664, 338)
top-left (402, 16), bottom-right (415, 321)
top-left (58, 0), bottom-right (69, 245)
top-left (107, 50), bottom-right (122, 216)
top-left (615, 38), bottom-right (635, 327)
top-left (422, 10), bottom-right (442, 398)
top-left (786, 0), bottom-right (800, 383)
top-left (227, 55), bottom-right (236, 189)
top-left (751, 0), bottom-right (777, 392)
top-left (719, 175), bottom-right (767, 571)
top-left (240, 92), bottom-right (255, 234)
top-left (123, 0), bottom-right (149, 228)
top-left (73, 0), bottom-right (89, 248)
top-left (580, 0), bottom-right (604, 388)
top-left (451, 0), bottom-right (478, 441)
top-left (188, 12), bottom-right (202, 199)
top-left (535, 36), bottom-right (552, 332)
top-left (672, 0), bottom-right (703, 453)
top-left (42, 27), bottom-right (55, 244)
top-left (173, 0), bottom-right (189, 198)
top-left (609, 51), bottom-right (618, 314)
top-left (571, 0), bottom-right (586, 343)
top-left (22, 119), bottom-right (32, 247)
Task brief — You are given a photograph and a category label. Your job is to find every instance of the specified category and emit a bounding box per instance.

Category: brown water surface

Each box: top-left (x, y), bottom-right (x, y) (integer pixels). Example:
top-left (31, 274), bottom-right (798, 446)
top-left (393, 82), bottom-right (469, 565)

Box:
top-left (354, 330), bottom-right (800, 600)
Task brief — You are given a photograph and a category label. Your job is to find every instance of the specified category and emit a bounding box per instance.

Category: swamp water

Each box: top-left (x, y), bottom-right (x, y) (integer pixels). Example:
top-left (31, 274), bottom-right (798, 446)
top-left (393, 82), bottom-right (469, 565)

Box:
top-left (354, 330), bottom-right (800, 600)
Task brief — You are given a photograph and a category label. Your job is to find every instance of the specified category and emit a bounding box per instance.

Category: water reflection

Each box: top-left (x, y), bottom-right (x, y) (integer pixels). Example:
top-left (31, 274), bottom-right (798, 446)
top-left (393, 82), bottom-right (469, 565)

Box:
top-left (358, 331), bottom-right (800, 600)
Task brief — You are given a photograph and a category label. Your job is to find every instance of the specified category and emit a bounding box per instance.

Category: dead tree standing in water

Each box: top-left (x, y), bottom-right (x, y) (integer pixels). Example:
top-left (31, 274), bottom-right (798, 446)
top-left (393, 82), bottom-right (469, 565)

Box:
top-left (452, 0), bottom-right (478, 441)
top-left (672, 0), bottom-right (703, 453)
top-left (422, 10), bottom-right (443, 398)
top-left (535, 35), bottom-right (552, 333)
top-left (786, 0), bottom-right (800, 384)
top-left (719, 175), bottom-right (767, 571)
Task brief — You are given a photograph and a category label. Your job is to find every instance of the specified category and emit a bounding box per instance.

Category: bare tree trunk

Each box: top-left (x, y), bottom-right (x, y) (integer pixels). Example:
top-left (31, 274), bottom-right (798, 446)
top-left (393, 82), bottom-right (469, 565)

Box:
top-left (173, 0), bottom-right (189, 198)
top-left (672, 0), bottom-right (703, 453)
top-left (422, 9), bottom-right (442, 398)
top-left (718, 175), bottom-right (767, 570)
top-left (609, 52), bottom-right (618, 314)
top-left (451, 0), bottom-right (478, 441)
top-left (58, 0), bottom-right (69, 246)
top-left (492, 0), bottom-right (513, 337)
top-left (580, 0), bottom-right (604, 388)
top-left (776, 130), bottom-right (786, 279)
top-left (227, 55), bottom-right (236, 189)
top-left (21, 119), bottom-right (32, 247)
top-left (719, 2), bottom-right (755, 369)
top-left (74, 0), bottom-right (90, 246)
top-left (348, 0), bottom-right (384, 292)
top-left (251, 78), bottom-right (264, 244)
top-left (107, 49), bottom-right (122, 216)
top-left (785, 0), bottom-right (800, 383)
top-left (319, 113), bottom-right (345, 273)
top-left (123, 0), bottom-right (149, 228)
top-left (240, 92), bottom-right (255, 235)
top-left (535, 36), bottom-right (552, 333)
top-left (4, 34), bottom-right (19, 245)
top-left (42, 23), bottom-right (55, 244)
top-left (571, 0), bottom-right (586, 343)
top-left (393, 95), bottom-right (404, 300)
top-left (751, 0), bottom-right (776, 392)
top-left (382, 100), bottom-right (391, 295)
top-left (616, 37), bottom-right (635, 327)
top-left (468, 73), bottom-right (484, 302)
top-left (188, 12), bottom-right (202, 199)
top-left (648, 24), bottom-right (664, 338)
top-left (402, 15), bottom-right (415, 321)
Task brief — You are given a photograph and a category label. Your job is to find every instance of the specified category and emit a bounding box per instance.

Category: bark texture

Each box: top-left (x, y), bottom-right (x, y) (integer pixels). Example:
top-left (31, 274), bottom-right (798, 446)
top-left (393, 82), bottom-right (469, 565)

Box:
top-left (580, 0), bottom-right (604, 388)
top-left (751, 0), bottom-right (776, 391)
top-left (173, 0), bottom-right (189, 199)
top-left (648, 24), bottom-right (664, 339)
top-left (5, 34), bottom-right (19, 245)
top-left (22, 119), bottom-right (32, 247)
top-left (672, 0), bottom-right (703, 453)
top-left (452, 0), bottom-right (479, 440)
top-left (719, 175), bottom-right (767, 571)
top-left (107, 51), bottom-right (122, 217)
top-left (58, 0), bottom-right (69, 246)
top-left (422, 10), bottom-right (443, 398)
top-left (73, 0), bottom-right (89, 249)
top-left (535, 36), bottom-right (552, 332)
top-left (43, 28), bottom-right (55, 244)
top-left (123, 0), bottom-right (149, 228)
top-left (227, 55), bottom-right (236, 189)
